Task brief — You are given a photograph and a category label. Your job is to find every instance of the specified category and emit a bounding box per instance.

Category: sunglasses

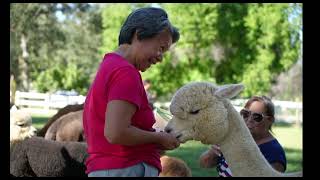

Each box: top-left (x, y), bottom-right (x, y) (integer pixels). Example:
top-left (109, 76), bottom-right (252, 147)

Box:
top-left (240, 109), bottom-right (269, 123)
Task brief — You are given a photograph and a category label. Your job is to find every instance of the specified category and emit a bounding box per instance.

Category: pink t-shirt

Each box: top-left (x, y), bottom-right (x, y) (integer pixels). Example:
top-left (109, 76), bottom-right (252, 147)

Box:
top-left (83, 53), bottom-right (161, 174)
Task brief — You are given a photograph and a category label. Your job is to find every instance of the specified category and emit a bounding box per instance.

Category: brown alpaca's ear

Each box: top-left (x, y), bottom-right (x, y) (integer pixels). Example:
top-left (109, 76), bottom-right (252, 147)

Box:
top-left (214, 84), bottom-right (244, 99)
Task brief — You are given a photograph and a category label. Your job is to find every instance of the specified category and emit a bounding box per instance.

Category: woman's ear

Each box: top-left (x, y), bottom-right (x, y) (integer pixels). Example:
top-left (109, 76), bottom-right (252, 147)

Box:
top-left (132, 30), bottom-right (139, 42)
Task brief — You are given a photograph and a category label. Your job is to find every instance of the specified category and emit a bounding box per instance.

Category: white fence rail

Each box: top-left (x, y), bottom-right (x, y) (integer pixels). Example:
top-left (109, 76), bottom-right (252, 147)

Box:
top-left (14, 91), bottom-right (86, 113)
top-left (154, 99), bottom-right (302, 124)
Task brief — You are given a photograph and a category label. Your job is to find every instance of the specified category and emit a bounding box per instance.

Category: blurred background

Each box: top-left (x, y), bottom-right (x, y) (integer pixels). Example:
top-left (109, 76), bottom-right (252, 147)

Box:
top-left (10, 3), bottom-right (302, 176)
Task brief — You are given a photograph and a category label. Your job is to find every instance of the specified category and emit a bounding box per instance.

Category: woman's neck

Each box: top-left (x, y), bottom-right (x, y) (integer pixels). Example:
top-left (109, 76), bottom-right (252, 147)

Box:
top-left (253, 132), bottom-right (274, 145)
top-left (114, 45), bottom-right (134, 64)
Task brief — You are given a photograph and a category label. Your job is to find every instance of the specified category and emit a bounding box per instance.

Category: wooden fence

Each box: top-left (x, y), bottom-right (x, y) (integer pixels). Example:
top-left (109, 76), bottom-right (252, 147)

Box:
top-left (13, 91), bottom-right (86, 115)
top-left (12, 91), bottom-right (302, 124)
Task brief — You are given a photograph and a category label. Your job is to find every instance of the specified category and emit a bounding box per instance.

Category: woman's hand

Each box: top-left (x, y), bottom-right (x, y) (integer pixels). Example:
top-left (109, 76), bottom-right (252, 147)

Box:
top-left (199, 144), bottom-right (221, 168)
top-left (156, 131), bottom-right (180, 150)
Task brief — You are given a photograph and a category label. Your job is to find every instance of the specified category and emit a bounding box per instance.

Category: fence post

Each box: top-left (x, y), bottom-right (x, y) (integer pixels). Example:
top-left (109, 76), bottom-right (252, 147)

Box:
top-left (14, 91), bottom-right (20, 107)
top-left (295, 108), bottom-right (301, 127)
top-left (44, 94), bottom-right (50, 112)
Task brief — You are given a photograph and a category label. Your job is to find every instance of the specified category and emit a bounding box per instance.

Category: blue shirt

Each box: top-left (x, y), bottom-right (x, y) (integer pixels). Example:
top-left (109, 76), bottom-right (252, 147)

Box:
top-left (258, 139), bottom-right (287, 171)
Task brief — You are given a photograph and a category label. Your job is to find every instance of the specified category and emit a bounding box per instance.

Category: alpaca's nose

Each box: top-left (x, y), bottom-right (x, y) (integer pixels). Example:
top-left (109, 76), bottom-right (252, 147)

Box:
top-left (164, 126), bottom-right (172, 133)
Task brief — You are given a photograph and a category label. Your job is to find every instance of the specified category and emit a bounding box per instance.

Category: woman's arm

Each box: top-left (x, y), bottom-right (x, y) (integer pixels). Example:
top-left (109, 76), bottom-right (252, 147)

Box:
top-left (104, 100), bottom-right (179, 150)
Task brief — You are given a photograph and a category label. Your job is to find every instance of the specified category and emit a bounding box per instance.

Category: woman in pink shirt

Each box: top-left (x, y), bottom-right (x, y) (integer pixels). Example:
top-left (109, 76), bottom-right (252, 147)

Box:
top-left (83, 7), bottom-right (181, 177)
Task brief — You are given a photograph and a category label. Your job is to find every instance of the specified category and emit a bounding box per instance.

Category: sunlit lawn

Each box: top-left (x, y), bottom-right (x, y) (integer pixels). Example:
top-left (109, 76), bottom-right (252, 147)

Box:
top-left (31, 114), bottom-right (302, 177)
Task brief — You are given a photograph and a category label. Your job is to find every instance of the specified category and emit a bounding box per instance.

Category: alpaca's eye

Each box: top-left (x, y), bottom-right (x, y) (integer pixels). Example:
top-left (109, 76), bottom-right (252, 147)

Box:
top-left (16, 124), bottom-right (25, 127)
top-left (189, 109), bottom-right (200, 114)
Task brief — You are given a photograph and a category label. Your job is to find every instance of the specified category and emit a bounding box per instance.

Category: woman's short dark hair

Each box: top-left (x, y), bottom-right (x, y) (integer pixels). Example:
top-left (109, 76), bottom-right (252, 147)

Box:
top-left (118, 7), bottom-right (180, 46)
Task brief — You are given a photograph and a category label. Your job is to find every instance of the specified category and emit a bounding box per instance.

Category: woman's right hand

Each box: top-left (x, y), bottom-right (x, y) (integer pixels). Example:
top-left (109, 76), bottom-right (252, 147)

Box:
top-left (156, 131), bottom-right (180, 150)
top-left (199, 144), bottom-right (221, 168)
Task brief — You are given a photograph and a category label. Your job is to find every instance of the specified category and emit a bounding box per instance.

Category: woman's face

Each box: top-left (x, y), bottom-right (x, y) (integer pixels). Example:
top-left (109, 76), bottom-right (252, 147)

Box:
top-left (131, 29), bottom-right (173, 72)
top-left (244, 101), bottom-right (272, 137)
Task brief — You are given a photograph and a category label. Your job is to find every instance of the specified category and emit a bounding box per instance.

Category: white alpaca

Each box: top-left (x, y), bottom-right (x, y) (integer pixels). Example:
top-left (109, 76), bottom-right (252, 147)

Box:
top-left (10, 110), bottom-right (37, 148)
top-left (165, 82), bottom-right (302, 177)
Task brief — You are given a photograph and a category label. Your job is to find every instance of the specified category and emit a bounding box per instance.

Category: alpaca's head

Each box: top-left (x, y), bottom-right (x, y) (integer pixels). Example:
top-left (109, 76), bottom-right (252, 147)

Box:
top-left (165, 82), bottom-right (244, 145)
top-left (10, 110), bottom-right (37, 146)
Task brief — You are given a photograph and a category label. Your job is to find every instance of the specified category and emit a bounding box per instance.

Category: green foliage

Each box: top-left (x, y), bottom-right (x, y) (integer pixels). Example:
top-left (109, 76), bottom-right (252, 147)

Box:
top-left (34, 63), bottom-right (89, 94)
top-left (11, 3), bottom-right (103, 95)
top-left (100, 4), bottom-right (133, 54)
top-left (11, 3), bottom-right (301, 99)
top-left (140, 4), bottom-right (219, 98)
top-left (10, 3), bottom-right (65, 90)
top-left (239, 4), bottom-right (301, 97)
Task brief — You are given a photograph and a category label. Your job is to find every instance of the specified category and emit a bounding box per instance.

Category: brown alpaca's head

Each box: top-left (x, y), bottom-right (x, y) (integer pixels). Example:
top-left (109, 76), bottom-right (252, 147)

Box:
top-left (159, 155), bottom-right (192, 177)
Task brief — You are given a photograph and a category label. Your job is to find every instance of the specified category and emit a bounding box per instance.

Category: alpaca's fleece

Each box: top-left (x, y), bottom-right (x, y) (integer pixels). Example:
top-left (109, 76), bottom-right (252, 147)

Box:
top-left (10, 136), bottom-right (88, 177)
top-left (37, 103), bottom-right (84, 137)
top-left (159, 155), bottom-right (192, 177)
top-left (45, 110), bottom-right (84, 142)
top-left (165, 82), bottom-right (302, 177)
top-left (10, 110), bottom-right (36, 147)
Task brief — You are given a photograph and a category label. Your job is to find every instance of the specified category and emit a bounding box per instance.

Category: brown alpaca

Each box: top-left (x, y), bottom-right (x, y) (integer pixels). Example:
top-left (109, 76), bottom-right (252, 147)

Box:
top-left (37, 103), bottom-right (84, 137)
top-left (159, 155), bottom-right (192, 177)
top-left (45, 110), bottom-right (84, 142)
top-left (10, 137), bottom-right (87, 177)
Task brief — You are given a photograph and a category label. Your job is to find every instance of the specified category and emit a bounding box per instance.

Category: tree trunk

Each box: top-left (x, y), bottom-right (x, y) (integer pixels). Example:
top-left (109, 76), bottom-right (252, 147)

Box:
top-left (18, 34), bottom-right (29, 91)
top-left (10, 74), bottom-right (17, 105)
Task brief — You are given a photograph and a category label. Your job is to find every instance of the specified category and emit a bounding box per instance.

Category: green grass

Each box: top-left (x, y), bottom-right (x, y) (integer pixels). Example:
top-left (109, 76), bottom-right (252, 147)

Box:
top-left (31, 115), bottom-right (302, 176)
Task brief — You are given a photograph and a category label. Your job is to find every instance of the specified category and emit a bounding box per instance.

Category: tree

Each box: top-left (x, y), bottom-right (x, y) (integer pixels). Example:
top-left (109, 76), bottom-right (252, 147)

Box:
top-left (11, 3), bottom-right (104, 95)
top-left (10, 3), bottom-right (65, 91)
top-left (100, 4), bottom-right (133, 54)
top-left (145, 3), bottom-right (302, 99)
top-left (142, 3), bottom-right (219, 98)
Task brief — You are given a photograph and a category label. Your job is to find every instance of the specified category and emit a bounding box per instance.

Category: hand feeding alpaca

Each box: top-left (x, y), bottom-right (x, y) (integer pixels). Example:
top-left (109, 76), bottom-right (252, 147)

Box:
top-left (164, 82), bottom-right (302, 177)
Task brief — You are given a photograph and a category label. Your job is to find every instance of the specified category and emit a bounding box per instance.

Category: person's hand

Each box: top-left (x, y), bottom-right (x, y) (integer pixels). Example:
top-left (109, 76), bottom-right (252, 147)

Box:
top-left (210, 144), bottom-right (222, 156)
top-left (199, 144), bottom-right (221, 168)
top-left (156, 131), bottom-right (180, 150)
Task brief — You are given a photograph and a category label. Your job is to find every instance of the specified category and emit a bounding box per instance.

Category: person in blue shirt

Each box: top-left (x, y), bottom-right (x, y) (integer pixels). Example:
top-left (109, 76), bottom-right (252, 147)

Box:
top-left (199, 96), bottom-right (287, 176)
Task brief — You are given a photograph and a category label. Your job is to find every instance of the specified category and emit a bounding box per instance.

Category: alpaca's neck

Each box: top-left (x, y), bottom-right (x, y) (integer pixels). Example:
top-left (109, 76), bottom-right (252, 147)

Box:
top-left (219, 101), bottom-right (282, 177)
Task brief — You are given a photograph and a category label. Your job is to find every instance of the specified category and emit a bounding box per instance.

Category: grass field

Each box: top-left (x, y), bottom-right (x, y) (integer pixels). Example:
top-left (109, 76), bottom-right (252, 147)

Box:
top-left (31, 115), bottom-right (302, 177)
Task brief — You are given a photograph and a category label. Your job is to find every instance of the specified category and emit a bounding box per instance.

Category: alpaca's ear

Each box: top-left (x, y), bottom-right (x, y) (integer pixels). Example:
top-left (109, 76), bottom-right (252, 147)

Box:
top-left (214, 84), bottom-right (244, 99)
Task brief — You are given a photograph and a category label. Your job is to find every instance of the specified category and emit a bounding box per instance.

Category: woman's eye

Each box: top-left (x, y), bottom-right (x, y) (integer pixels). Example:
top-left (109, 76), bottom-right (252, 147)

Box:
top-left (190, 109), bottom-right (200, 114)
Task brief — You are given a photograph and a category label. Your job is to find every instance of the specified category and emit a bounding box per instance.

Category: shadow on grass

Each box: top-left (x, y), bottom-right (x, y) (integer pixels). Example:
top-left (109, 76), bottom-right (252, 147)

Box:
top-left (284, 147), bottom-right (303, 172)
top-left (32, 116), bottom-right (49, 130)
